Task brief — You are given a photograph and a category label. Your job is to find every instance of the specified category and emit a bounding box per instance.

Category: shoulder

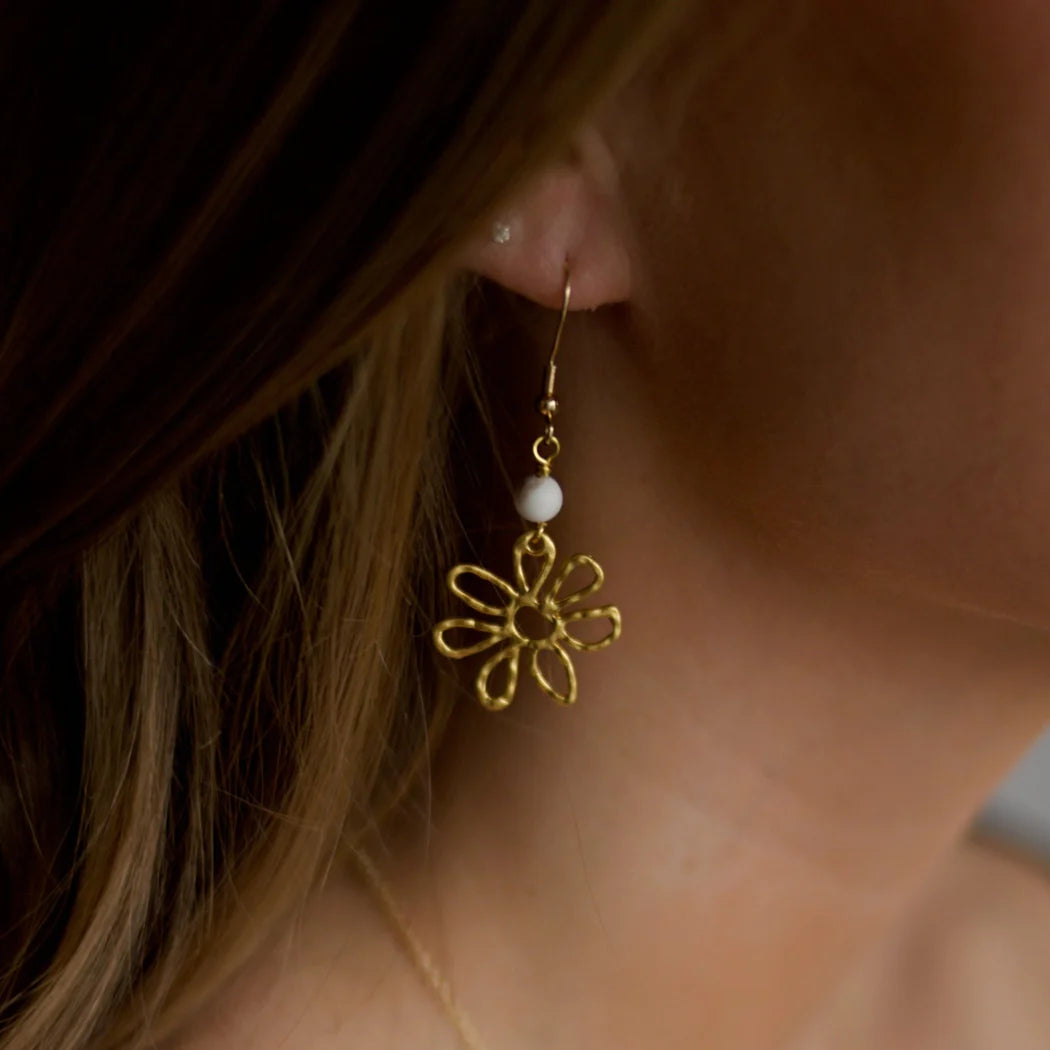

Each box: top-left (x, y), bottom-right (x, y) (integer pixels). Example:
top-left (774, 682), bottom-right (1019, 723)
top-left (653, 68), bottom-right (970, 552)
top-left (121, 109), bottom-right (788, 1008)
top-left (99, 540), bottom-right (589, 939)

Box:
top-left (792, 833), bottom-right (1050, 1050)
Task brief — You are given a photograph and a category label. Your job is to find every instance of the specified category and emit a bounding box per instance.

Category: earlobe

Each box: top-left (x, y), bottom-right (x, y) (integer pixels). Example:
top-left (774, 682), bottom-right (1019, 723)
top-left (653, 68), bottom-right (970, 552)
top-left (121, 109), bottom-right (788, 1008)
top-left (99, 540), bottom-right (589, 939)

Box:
top-left (454, 127), bottom-right (632, 311)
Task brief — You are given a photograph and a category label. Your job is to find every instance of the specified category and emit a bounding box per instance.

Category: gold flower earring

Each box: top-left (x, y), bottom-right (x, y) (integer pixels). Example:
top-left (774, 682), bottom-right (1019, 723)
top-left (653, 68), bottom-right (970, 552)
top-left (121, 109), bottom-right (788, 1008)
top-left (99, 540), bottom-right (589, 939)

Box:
top-left (432, 262), bottom-right (622, 710)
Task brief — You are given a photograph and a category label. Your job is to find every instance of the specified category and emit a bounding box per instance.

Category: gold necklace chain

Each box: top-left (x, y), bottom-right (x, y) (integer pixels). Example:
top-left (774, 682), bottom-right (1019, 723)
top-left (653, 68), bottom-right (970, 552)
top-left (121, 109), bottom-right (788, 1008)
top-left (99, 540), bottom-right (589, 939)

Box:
top-left (351, 848), bottom-right (491, 1050)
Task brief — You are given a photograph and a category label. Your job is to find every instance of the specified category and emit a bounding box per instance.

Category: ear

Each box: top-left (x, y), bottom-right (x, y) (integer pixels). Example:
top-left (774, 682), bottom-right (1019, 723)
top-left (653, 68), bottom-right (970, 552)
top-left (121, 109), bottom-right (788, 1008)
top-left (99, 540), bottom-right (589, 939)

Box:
top-left (453, 126), bottom-right (632, 311)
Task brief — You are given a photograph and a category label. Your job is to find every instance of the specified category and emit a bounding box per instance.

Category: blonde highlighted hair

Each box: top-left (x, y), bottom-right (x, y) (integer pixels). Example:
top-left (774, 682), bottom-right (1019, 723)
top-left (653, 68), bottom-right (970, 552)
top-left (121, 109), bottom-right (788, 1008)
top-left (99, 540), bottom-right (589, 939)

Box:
top-left (0, 2), bottom-right (680, 1046)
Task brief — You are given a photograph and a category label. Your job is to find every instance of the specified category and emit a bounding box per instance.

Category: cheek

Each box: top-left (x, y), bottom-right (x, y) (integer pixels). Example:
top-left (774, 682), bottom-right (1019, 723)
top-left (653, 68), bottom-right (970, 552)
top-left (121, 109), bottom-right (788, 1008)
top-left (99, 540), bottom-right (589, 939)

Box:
top-left (630, 0), bottom-right (1050, 625)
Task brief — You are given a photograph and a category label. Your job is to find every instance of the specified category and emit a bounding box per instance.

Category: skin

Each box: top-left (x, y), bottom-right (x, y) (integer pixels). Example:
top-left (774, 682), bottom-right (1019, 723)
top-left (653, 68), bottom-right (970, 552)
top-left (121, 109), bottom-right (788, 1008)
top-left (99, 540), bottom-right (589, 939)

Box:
top-left (173, 2), bottom-right (1050, 1048)
top-left (792, 834), bottom-right (1050, 1050)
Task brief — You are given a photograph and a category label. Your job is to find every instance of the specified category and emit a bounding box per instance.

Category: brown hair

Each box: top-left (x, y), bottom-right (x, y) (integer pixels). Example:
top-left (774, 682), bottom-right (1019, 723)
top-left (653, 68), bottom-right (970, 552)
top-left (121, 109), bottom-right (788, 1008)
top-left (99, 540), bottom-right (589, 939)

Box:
top-left (0, 2), bottom-right (678, 1046)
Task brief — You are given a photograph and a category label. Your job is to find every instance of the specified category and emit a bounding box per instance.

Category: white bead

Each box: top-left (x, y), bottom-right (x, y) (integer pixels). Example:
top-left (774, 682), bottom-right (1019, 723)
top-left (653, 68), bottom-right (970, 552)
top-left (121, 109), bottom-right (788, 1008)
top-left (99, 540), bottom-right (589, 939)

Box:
top-left (515, 474), bottom-right (563, 523)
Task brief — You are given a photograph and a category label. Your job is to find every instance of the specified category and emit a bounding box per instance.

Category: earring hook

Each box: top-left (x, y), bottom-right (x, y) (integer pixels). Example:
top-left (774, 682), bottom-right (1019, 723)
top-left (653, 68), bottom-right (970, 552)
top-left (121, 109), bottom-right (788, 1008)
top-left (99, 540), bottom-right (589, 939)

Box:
top-left (542, 261), bottom-right (572, 406)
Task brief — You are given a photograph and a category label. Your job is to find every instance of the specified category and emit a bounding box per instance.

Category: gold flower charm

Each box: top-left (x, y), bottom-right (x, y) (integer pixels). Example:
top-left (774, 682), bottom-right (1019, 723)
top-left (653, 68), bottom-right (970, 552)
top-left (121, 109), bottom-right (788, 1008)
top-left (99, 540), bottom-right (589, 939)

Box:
top-left (433, 529), bottom-right (621, 710)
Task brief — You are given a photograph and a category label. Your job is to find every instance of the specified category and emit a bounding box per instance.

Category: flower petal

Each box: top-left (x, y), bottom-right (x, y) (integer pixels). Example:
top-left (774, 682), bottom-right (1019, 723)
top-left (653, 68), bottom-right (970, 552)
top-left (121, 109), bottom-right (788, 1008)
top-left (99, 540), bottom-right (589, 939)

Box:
top-left (448, 564), bottom-right (516, 617)
top-left (475, 643), bottom-right (521, 711)
top-left (513, 530), bottom-right (556, 598)
top-left (560, 604), bottom-right (622, 652)
top-left (529, 643), bottom-right (578, 705)
top-left (433, 617), bottom-right (504, 659)
top-left (548, 553), bottom-right (605, 611)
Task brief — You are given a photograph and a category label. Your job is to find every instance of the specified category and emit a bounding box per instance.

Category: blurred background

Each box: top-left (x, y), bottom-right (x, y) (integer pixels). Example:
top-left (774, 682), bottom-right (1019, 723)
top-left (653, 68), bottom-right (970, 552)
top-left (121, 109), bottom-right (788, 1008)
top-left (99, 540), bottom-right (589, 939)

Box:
top-left (975, 725), bottom-right (1050, 861)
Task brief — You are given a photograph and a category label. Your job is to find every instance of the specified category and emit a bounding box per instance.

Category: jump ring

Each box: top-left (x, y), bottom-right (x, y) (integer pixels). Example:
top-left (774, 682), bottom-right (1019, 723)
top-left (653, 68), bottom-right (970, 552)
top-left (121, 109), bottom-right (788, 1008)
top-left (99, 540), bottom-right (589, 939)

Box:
top-left (531, 433), bottom-right (561, 468)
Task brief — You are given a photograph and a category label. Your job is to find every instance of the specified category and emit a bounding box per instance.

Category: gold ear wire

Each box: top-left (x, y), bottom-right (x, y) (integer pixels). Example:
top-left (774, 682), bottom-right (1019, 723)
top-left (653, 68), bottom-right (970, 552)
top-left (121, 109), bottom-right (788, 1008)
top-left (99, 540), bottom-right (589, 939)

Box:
top-left (432, 261), bottom-right (622, 709)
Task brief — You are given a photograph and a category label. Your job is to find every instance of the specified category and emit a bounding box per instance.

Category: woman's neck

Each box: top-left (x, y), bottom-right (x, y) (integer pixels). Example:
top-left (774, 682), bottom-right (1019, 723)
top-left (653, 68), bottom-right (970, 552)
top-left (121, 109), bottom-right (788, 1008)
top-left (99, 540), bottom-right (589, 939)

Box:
top-left (382, 306), bottom-right (1050, 1050)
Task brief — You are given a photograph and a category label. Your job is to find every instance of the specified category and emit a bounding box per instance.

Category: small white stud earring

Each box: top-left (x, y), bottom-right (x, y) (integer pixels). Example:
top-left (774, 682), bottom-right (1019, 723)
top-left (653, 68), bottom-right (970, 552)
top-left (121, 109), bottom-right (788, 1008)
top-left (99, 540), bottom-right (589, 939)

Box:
top-left (491, 220), bottom-right (511, 245)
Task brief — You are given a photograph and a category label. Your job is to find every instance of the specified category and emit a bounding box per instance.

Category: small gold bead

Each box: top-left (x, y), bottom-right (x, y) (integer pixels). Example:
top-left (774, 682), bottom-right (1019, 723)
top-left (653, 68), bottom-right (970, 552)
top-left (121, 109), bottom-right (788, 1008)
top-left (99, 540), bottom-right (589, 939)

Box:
top-left (537, 395), bottom-right (559, 417)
